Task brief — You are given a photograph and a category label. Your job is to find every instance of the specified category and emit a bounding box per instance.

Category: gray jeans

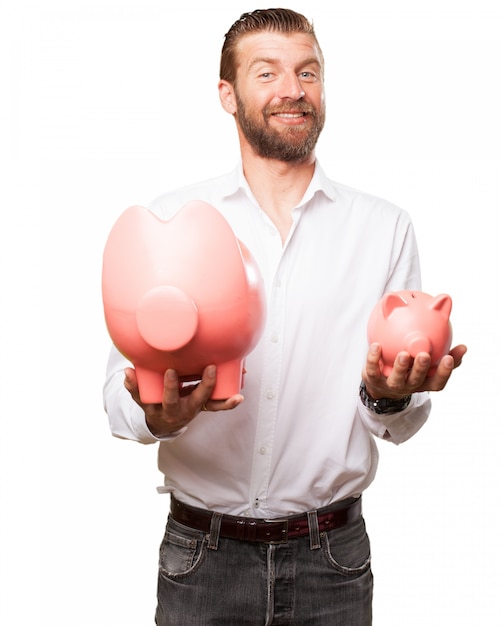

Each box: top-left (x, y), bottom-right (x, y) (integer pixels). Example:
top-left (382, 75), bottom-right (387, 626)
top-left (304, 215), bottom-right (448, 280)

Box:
top-left (154, 509), bottom-right (373, 625)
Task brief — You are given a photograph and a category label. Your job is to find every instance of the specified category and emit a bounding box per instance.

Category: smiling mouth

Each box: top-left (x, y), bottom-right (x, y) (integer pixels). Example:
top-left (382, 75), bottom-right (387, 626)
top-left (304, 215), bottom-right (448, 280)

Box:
top-left (273, 112), bottom-right (308, 118)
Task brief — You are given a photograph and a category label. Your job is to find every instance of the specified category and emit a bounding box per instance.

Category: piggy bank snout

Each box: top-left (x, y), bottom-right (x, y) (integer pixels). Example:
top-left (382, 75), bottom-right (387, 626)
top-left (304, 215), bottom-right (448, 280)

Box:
top-left (136, 285), bottom-right (198, 351)
top-left (404, 332), bottom-right (432, 356)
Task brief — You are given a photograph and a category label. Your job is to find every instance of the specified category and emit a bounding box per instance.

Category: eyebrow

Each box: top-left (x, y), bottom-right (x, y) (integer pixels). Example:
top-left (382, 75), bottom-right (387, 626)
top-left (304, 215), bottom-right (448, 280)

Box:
top-left (247, 56), bottom-right (321, 73)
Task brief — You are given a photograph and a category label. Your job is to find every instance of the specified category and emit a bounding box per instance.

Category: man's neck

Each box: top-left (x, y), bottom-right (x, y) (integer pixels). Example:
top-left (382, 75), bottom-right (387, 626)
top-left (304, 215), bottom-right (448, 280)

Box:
top-left (241, 148), bottom-right (316, 244)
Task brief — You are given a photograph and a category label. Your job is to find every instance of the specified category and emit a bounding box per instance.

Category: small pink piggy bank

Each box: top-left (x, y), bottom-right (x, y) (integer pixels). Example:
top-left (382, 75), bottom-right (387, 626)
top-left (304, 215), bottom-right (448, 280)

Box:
top-left (367, 290), bottom-right (453, 376)
top-left (102, 201), bottom-right (266, 403)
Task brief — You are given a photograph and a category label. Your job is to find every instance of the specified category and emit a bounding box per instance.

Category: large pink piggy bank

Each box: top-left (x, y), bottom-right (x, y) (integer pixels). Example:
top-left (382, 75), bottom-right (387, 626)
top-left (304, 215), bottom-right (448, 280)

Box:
top-left (102, 201), bottom-right (266, 403)
top-left (367, 290), bottom-right (453, 376)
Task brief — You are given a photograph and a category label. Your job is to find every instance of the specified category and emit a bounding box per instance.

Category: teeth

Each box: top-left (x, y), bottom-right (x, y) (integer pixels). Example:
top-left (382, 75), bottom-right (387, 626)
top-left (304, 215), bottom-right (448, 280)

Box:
top-left (275, 113), bottom-right (304, 118)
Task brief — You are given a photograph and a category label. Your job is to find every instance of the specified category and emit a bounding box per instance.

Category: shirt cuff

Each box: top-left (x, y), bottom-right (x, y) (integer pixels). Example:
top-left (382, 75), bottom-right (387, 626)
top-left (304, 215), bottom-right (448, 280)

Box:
top-left (148, 425), bottom-right (188, 442)
top-left (358, 392), bottom-right (431, 444)
top-left (133, 405), bottom-right (188, 442)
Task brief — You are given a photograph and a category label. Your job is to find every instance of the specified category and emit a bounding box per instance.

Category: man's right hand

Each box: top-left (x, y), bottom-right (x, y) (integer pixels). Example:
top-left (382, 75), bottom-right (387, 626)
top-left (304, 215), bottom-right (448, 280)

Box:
top-left (124, 365), bottom-right (244, 438)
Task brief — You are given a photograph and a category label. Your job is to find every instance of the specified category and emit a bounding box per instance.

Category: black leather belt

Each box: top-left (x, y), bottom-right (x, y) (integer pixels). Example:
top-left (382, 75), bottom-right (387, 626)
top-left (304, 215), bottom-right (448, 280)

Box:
top-left (170, 496), bottom-right (362, 544)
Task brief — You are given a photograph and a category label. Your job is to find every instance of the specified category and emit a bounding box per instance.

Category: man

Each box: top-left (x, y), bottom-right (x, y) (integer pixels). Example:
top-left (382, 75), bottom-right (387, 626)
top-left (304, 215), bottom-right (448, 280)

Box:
top-left (103, 8), bottom-right (466, 625)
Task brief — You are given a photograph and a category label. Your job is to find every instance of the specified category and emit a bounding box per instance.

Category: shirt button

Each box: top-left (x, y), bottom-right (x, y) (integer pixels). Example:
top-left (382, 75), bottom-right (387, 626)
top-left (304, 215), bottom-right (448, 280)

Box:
top-left (270, 333), bottom-right (279, 343)
top-left (259, 446), bottom-right (267, 455)
top-left (266, 389), bottom-right (275, 399)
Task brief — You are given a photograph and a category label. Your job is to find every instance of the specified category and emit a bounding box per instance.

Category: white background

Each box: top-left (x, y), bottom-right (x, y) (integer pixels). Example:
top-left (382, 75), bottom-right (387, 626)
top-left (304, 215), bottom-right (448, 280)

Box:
top-left (1, 0), bottom-right (500, 624)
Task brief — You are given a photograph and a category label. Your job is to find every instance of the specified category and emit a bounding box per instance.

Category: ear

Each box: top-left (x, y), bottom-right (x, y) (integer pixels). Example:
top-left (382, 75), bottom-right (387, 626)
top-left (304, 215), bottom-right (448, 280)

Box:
top-left (382, 292), bottom-right (408, 319)
top-left (218, 80), bottom-right (237, 115)
top-left (430, 293), bottom-right (453, 318)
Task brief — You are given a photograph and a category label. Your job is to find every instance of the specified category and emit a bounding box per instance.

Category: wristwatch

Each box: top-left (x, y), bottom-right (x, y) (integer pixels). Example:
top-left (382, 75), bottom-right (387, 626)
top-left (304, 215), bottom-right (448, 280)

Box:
top-left (359, 381), bottom-right (412, 415)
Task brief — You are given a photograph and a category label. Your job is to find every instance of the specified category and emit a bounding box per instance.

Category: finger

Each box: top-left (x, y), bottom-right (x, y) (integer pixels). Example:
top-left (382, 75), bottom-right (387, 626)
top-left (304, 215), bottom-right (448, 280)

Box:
top-left (449, 344), bottom-right (468, 368)
top-left (364, 343), bottom-right (383, 379)
top-left (205, 394), bottom-right (245, 413)
top-left (124, 367), bottom-right (144, 405)
top-left (189, 365), bottom-right (218, 411)
top-left (386, 351), bottom-right (413, 387)
top-left (404, 352), bottom-right (431, 389)
top-left (423, 354), bottom-right (455, 391)
top-left (124, 367), bottom-right (137, 392)
top-left (201, 364), bottom-right (218, 391)
top-left (162, 369), bottom-right (181, 409)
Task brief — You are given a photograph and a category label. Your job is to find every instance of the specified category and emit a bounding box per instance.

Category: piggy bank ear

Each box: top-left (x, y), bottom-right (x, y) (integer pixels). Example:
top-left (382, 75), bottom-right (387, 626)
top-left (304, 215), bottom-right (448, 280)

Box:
top-left (136, 286), bottom-right (198, 351)
top-left (382, 292), bottom-right (408, 319)
top-left (430, 294), bottom-right (452, 319)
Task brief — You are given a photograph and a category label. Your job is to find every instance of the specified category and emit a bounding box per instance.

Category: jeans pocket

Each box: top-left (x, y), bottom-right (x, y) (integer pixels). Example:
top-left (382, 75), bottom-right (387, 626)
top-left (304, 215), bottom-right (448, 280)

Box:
top-left (158, 518), bottom-right (206, 579)
top-left (321, 516), bottom-right (372, 576)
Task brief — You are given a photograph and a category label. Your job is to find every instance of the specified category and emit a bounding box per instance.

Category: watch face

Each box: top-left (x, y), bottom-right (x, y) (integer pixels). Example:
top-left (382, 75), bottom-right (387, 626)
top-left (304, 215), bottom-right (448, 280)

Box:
top-left (377, 398), bottom-right (398, 414)
top-left (376, 395), bottom-right (411, 414)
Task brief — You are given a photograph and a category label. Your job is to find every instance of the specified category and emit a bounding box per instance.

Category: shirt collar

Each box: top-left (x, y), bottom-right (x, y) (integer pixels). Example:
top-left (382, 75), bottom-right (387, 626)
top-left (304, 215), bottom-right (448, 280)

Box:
top-left (221, 160), bottom-right (337, 207)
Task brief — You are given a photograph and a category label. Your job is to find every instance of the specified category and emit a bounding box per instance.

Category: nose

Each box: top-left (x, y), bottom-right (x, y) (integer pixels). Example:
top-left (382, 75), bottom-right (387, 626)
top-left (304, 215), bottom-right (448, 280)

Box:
top-left (277, 72), bottom-right (305, 100)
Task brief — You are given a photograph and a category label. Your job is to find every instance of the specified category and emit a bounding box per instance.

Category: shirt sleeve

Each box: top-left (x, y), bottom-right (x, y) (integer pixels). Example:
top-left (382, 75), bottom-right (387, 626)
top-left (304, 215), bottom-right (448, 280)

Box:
top-left (357, 392), bottom-right (431, 445)
top-left (102, 345), bottom-right (158, 443)
top-left (103, 345), bottom-right (188, 444)
top-left (357, 203), bottom-right (432, 445)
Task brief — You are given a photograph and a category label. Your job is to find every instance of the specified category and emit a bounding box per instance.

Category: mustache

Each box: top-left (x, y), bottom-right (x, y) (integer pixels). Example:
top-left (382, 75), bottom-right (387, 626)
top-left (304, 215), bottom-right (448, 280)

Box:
top-left (264, 102), bottom-right (317, 116)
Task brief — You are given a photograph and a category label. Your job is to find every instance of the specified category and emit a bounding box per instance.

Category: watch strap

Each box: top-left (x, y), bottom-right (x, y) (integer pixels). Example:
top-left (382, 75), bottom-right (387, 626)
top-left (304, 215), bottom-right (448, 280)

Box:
top-left (359, 381), bottom-right (412, 415)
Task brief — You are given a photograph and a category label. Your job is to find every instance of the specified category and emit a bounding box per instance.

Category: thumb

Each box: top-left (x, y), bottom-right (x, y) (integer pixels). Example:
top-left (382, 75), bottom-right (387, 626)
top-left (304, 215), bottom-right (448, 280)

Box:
top-left (124, 367), bottom-right (138, 392)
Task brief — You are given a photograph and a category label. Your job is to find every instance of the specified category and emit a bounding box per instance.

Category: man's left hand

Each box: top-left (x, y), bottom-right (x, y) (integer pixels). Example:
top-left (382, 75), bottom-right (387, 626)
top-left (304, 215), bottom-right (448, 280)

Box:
top-left (362, 342), bottom-right (467, 400)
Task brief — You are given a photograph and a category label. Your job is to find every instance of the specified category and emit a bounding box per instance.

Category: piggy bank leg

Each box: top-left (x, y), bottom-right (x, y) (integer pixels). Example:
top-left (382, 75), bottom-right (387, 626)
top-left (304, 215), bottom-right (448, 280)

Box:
top-left (381, 363), bottom-right (394, 377)
top-left (211, 359), bottom-right (244, 400)
top-left (135, 366), bottom-right (165, 404)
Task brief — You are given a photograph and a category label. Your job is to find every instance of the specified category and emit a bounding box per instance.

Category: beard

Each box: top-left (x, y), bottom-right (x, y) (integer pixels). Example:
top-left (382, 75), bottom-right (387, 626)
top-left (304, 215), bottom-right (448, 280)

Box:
top-left (234, 90), bottom-right (325, 162)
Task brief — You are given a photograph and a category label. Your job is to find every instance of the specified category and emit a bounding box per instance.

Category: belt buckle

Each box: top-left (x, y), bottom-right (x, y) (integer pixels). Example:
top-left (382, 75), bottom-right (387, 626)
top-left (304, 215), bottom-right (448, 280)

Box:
top-left (263, 518), bottom-right (289, 544)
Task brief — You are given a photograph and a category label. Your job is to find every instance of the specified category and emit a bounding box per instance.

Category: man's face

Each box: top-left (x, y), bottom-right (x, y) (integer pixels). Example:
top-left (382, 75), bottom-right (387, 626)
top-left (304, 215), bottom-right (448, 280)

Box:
top-left (231, 32), bottom-right (326, 162)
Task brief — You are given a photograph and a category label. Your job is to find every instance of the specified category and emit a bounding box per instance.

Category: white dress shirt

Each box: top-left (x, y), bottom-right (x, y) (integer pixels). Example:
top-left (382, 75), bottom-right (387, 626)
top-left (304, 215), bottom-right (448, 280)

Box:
top-left (103, 161), bottom-right (431, 517)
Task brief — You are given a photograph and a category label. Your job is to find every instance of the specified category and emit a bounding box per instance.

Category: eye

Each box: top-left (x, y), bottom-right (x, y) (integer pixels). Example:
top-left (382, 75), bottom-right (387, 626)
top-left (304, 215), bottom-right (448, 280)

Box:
top-left (299, 71), bottom-right (317, 81)
top-left (258, 71), bottom-right (275, 81)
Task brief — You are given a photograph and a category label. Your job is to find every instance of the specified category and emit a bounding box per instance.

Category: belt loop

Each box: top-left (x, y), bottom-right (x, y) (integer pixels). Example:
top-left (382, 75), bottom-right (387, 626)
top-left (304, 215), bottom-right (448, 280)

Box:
top-left (208, 512), bottom-right (223, 550)
top-left (307, 510), bottom-right (321, 550)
